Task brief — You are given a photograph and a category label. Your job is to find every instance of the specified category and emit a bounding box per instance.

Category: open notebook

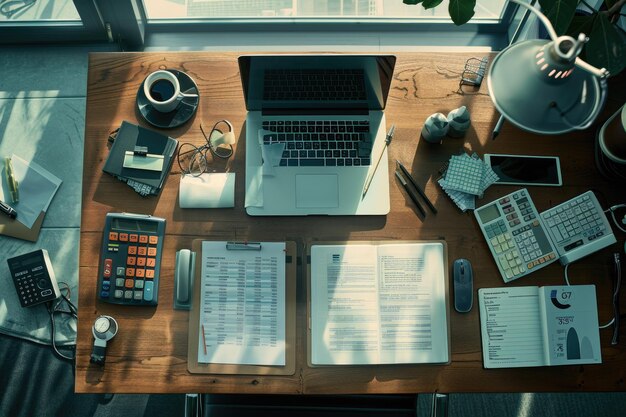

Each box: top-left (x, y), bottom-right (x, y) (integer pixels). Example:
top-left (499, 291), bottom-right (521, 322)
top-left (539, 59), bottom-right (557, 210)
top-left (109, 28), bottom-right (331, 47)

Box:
top-left (308, 241), bottom-right (450, 365)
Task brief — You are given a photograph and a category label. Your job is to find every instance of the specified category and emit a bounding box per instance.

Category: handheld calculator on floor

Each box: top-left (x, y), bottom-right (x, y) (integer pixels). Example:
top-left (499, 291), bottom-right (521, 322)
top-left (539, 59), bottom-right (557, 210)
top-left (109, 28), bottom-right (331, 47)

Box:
top-left (97, 213), bottom-right (166, 306)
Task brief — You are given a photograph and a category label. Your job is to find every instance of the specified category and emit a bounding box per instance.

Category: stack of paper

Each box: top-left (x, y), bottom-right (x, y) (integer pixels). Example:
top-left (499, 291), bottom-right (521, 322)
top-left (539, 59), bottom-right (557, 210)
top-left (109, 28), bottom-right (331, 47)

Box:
top-left (0, 154), bottom-right (62, 241)
top-left (438, 153), bottom-right (499, 211)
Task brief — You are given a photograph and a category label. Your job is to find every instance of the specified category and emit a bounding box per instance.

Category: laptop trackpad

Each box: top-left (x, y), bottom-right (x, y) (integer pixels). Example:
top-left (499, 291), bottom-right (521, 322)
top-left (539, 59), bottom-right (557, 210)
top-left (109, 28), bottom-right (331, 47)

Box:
top-left (295, 174), bottom-right (339, 208)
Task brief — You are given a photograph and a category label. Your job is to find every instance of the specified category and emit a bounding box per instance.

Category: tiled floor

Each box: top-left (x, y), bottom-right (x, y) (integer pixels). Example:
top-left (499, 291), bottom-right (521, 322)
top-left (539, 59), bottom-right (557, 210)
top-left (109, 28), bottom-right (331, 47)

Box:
top-left (1, 45), bottom-right (626, 417)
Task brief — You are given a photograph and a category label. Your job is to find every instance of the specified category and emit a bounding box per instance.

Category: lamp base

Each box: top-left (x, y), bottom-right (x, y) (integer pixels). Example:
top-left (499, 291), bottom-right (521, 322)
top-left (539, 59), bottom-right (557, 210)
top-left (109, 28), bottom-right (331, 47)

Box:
top-left (594, 105), bottom-right (626, 182)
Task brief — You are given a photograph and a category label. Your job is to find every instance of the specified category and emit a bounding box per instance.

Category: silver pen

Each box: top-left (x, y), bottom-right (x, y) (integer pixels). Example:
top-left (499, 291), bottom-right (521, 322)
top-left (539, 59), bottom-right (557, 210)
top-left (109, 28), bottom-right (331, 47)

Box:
top-left (362, 124), bottom-right (394, 200)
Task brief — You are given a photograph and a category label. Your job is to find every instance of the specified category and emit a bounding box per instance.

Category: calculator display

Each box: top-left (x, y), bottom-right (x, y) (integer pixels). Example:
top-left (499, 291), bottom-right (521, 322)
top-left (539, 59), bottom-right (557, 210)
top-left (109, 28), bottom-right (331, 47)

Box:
top-left (477, 204), bottom-right (500, 224)
top-left (111, 218), bottom-right (159, 233)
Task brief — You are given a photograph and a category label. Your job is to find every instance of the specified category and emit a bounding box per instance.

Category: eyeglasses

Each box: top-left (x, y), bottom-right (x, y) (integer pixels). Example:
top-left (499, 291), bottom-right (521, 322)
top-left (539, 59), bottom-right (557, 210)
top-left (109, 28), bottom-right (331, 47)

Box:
top-left (177, 120), bottom-right (235, 176)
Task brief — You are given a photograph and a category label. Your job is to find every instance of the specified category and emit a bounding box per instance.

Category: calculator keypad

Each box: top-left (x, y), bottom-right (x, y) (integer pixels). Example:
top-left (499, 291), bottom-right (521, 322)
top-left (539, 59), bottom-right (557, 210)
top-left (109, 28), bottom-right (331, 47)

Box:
top-left (101, 232), bottom-right (158, 302)
top-left (540, 191), bottom-right (616, 265)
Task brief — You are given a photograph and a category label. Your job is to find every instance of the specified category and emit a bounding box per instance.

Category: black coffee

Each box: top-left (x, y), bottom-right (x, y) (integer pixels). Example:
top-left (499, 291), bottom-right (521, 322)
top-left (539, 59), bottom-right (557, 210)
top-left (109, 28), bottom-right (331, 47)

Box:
top-left (149, 79), bottom-right (175, 102)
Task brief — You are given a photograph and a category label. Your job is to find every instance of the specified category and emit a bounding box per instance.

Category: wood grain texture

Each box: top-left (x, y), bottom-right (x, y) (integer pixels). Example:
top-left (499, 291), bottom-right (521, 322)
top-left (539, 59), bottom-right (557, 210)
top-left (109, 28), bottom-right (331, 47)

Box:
top-left (76, 52), bottom-right (626, 394)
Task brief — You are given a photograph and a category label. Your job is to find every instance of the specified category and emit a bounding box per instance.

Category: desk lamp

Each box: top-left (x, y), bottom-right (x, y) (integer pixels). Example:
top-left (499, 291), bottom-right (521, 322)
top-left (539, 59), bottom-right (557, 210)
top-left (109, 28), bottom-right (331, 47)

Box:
top-left (488, 0), bottom-right (609, 135)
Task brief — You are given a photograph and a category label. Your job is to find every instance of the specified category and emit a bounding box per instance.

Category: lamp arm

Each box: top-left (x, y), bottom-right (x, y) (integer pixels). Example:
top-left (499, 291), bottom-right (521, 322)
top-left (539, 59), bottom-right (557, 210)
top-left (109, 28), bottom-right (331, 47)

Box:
top-left (575, 57), bottom-right (610, 78)
top-left (511, 0), bottom-right (610, 78)
top-left (509, 0), bottom-right (558, 41)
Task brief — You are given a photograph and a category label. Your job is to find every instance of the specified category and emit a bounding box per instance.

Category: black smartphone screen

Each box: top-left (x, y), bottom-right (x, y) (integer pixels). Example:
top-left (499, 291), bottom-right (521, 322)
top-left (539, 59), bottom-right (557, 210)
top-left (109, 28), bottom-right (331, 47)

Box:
top-left (489, 155), bottom-right (561, 185)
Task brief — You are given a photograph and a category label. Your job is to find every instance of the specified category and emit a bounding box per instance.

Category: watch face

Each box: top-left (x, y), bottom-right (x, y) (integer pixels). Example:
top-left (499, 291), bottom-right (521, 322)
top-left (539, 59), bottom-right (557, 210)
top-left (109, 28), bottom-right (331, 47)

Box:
top-left (94, 317), bottom-right (111, 333)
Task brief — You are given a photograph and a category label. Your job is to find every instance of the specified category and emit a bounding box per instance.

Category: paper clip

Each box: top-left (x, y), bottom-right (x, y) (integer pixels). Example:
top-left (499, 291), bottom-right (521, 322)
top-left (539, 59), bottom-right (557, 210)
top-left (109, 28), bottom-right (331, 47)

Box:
top-left (226, 241), bottom-right (262, 251)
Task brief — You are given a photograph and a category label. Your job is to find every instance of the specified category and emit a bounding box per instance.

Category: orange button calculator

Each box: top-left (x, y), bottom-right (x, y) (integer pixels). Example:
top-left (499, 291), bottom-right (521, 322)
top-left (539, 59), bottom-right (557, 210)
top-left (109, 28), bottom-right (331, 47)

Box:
top-left (97, 213), bottom-right (166, 306)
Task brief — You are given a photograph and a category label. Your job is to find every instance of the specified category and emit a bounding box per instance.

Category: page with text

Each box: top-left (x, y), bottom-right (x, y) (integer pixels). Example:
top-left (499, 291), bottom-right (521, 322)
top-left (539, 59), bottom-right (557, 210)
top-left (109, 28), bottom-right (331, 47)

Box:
top-left (310, 242), bottom-right (448, 365)
top-left (478, 287), bottom-right (545, 368)
top-left (311, 244), bottom-right (380, 365)
top-left (377, 243), bottom-right (449, 364)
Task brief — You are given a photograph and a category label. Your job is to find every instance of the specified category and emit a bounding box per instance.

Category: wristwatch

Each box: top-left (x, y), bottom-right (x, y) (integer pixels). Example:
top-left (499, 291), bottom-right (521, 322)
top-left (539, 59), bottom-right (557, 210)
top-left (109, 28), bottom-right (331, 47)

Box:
top-left (90, 315), bottom-right (118, 366)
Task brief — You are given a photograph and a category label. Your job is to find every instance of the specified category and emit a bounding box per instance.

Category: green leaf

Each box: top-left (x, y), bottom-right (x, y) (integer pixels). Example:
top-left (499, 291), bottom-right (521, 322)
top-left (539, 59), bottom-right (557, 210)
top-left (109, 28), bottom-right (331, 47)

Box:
top-left (403, 0), bottom-right (424, 5)
top-left (423, 0), bottom-right (444, 9)
top-left (565, 15), bottom-right (596, 62)
top-left (586, 12), bottom-right (626, 75)
top-left (539, 0), bottom-right (578, 35)
top-left (566, 15), bottom-right (596, 38)
top-left (448, 0), bottom-right (475, 25)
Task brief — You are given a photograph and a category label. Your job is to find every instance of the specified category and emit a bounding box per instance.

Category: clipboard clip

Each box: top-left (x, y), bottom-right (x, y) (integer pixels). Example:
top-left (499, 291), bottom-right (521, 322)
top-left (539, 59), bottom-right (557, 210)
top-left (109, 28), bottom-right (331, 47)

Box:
top-left (226, 241), bottom-right (262, 251)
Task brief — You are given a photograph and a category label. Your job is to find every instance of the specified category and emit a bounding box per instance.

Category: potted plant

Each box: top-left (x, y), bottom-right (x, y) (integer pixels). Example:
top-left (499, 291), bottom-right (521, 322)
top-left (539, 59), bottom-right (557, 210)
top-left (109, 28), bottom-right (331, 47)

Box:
top-left (403, 0), bottom-right (626, 75)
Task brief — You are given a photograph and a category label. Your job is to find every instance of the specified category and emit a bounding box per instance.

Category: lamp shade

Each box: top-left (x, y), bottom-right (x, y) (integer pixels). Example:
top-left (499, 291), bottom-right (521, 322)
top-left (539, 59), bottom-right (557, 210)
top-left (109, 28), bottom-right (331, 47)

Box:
top-left (488, 39), bottom-right (605, 135)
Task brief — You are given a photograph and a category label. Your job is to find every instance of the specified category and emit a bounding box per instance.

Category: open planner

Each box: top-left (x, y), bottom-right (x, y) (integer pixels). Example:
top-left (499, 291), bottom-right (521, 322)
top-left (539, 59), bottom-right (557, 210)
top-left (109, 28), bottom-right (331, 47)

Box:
top-left (187, 240), bottom-right (296, 375)
top-left (308, 241), bottom-right (450, 365)
top-left (478, 285), bottom-right (602, 369)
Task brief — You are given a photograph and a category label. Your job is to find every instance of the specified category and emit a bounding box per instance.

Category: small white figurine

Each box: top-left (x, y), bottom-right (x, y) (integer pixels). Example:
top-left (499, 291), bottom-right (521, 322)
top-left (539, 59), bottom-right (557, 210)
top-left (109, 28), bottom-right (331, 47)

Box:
top-left (421, 113), bottom-right (449, 144)
top-left (447, 106), bottom-right (471, 138)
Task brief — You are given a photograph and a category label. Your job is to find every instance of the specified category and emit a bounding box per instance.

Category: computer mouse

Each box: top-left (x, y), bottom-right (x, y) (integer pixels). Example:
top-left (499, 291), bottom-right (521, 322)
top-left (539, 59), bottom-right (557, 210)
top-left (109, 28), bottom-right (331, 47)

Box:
top-left (453, 258), bottom-right (473, 313)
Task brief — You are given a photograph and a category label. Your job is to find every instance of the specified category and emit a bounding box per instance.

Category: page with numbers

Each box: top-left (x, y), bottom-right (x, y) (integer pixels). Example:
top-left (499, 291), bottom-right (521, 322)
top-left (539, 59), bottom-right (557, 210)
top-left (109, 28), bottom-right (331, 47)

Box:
top-left (197, 241), bottom-right (286, 366)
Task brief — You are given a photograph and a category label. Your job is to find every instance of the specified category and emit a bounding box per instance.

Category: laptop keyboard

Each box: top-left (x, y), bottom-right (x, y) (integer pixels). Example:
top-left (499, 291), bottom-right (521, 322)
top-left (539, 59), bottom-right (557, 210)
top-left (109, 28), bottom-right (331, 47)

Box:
top-left (262, 120), bottom-right (371, 167)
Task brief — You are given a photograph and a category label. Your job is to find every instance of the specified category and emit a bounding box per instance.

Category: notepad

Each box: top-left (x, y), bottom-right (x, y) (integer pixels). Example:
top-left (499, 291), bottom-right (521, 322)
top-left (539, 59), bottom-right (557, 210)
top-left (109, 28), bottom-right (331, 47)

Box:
top-left (309, 241), bottom-right (450, 365)
top-left (478, 285), bottom-right (602, 368)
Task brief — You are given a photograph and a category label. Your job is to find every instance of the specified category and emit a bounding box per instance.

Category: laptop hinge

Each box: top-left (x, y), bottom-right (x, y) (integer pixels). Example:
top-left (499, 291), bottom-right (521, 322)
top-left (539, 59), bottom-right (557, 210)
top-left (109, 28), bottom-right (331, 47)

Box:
top-left (262, 108), bottom-right (369, 116)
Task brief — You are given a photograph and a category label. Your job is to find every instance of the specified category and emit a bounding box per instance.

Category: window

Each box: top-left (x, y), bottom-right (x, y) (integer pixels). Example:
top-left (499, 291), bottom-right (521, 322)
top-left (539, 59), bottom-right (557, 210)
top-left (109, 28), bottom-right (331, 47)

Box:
top-left (143, 0), bottom-right (507, 22)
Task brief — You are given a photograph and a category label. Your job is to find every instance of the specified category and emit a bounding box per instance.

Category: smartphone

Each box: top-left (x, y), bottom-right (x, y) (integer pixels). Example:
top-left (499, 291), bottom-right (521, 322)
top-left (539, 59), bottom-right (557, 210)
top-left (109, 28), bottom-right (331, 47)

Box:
top-left (484, 154), bottom-right (562, 186)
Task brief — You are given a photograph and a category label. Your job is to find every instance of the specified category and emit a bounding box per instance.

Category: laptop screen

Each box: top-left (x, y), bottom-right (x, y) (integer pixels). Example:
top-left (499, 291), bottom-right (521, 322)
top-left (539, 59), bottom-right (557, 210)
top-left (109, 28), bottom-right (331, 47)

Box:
top-left (239, 55), bottom-right (396, 112)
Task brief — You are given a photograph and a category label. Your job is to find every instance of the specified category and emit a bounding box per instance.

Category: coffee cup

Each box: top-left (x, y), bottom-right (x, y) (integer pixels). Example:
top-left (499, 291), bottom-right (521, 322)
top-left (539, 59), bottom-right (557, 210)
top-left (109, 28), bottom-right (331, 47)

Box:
top-left (143, 70), bottom-right (198, 113)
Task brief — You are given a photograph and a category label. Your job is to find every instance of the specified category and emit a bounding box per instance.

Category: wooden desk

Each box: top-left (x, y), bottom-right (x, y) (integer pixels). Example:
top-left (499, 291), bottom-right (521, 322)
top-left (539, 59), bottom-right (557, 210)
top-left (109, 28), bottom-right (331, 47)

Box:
top-left (76, 52), bottom-right (626, 394)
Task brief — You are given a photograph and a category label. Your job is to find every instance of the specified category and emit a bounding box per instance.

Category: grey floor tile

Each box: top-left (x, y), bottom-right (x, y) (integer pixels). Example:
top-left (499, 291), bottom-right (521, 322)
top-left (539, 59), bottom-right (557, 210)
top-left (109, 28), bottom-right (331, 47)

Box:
top-left (418, 392), bottom-right (626, 417)
top-left (0, 46), bottom-right (89, 98)
top-left (0, 97), bottom-right (85, 228)
top-left (0, 228), bottom-right (79, 345)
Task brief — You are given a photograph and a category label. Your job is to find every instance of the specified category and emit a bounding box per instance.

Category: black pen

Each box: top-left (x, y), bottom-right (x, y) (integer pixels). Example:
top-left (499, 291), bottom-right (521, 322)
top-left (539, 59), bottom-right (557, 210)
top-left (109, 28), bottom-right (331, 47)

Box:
top-left (0, 200), bottom-right (17, 219)
top-left (395, 160), bottom-right (437, 214)
top-left (395, 170), bottom-right (426, 217)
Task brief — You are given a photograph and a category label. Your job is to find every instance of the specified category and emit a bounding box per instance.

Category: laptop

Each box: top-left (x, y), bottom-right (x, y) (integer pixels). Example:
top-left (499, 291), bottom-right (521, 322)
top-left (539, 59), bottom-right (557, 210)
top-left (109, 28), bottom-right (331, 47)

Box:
top-left (239, 54), bottom-right (396, 216)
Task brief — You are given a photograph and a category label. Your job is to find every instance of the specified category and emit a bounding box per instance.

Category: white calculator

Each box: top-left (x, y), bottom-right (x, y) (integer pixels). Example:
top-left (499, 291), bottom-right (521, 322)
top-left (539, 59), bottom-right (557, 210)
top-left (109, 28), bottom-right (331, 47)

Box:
top-left (475, 189), bottom-right (559, 282)
top-left (540, 190), bottom-right (616, 265)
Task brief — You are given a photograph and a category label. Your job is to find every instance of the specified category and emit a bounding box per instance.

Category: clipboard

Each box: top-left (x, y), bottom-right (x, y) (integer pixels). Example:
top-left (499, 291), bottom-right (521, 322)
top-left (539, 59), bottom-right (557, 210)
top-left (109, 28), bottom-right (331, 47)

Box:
top-left (305, 240), bottom-right (450, 367)
top-left (188, 240), bottom-right (297, 375)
